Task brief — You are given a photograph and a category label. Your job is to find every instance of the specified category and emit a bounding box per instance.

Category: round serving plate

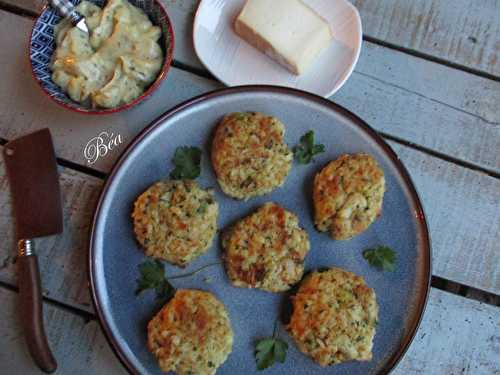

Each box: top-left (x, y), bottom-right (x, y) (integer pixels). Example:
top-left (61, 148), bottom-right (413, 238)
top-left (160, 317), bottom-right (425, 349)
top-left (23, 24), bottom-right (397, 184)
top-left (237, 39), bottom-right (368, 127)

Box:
top-left (89, 86), bottom-right (431, 375)
top-left (193, 0), bottom-right (362, 98)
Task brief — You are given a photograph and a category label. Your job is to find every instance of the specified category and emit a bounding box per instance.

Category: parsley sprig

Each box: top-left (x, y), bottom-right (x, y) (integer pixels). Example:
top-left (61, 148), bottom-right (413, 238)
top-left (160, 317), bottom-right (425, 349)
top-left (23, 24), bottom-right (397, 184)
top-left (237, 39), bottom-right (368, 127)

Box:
top-left (135, 260), bottom-right (175, 300)
top-left (135, 260), bottom-right (220, 300)
top-left (170, 146), bottom-right (202, 180)
top-left (363, 246), bottom-right (397, 272)
top-left (255, 320), bottom-right (288, 371)
top-left (293, 130), bottom-right (325, 164)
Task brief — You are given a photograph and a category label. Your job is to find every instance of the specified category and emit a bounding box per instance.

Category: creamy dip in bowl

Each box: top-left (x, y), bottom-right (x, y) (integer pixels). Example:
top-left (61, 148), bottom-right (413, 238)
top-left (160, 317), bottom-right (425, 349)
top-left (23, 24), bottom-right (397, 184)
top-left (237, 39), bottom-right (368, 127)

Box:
top-left (29, 0), bottom-right (174, 114)
top-left (52, 0), bottom-right (164, 109)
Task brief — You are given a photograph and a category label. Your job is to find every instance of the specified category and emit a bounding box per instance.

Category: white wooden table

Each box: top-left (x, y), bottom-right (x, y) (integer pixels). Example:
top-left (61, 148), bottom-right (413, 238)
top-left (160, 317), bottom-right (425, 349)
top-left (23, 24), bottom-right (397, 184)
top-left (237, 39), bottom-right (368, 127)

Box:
top-left (0, 0), bottom-right (499, 373)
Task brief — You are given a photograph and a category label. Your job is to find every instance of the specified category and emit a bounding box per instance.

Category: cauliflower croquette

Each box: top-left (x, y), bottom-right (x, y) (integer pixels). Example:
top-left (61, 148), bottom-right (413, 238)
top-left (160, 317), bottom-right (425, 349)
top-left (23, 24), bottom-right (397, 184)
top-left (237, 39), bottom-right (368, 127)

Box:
top-left (132, 180), bottom-right (218, 266)
top-left (222, 202), bottom-right (310, 292)
top-left (148, 290), bottom-right (233, 375)
top-left (211, 112), bottom-right (293, 200)
top-left (313, 153), bottom-right (385, 240)
top-left (287, 268), bottom-right (378, 366)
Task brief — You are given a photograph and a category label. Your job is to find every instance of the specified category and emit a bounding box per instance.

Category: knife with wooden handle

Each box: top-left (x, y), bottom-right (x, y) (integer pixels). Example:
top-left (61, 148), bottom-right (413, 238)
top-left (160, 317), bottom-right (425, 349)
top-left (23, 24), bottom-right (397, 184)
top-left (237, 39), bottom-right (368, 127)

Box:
top-left (3, 129), bottom-right (63, 373)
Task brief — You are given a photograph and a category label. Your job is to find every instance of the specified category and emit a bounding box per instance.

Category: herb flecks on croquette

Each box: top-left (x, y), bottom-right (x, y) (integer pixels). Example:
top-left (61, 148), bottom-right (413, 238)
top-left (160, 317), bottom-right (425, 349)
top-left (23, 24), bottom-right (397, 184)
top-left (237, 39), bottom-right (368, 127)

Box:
top-left (288, 268), bottom-right (379, 366)
top-left (132, 180), bottom-right (218, 266)
top-left (223, 202), bottom-right (310, 292)
top-left (313, 153), bottom-right (386, 240)
top-left (148, 290), bottom-right (233, 375)
top-left (211, 112), bottom-right (293, 200)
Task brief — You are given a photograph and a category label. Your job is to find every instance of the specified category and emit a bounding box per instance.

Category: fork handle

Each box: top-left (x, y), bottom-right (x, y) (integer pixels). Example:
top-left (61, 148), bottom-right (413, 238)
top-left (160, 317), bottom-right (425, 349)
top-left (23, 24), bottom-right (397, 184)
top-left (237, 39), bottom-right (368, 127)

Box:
top-left (48, 0), bottom-right (84, 26)
top-left (49, 0), bottom-right (75, 17)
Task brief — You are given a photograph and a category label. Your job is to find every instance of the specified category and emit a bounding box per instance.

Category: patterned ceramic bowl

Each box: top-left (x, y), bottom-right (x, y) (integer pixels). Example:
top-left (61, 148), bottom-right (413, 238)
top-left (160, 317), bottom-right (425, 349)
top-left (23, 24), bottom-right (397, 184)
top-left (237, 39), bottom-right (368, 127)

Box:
top-left (29, 0), bottom-right (174, 114)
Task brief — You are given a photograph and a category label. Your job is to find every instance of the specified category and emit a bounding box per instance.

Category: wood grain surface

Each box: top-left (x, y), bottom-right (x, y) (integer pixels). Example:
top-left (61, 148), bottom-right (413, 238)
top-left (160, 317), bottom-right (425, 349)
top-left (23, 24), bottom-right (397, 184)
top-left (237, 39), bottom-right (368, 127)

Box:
top-left (393, 288), bottom-right (500, 374)
top-left (389, 141), bottom-right (500, 295)
top-left (351, 0), bottom-right (500, 78)
top-left (0, 287), bottom-right (126, 375)
top-left (0, 146), bottom-right (101, 313)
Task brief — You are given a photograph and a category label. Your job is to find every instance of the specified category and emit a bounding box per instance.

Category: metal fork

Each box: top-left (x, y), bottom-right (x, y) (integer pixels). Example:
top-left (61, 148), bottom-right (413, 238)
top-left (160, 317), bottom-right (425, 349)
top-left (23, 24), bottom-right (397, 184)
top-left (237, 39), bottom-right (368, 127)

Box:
top-left (48, 0), bottom-right (89, 33)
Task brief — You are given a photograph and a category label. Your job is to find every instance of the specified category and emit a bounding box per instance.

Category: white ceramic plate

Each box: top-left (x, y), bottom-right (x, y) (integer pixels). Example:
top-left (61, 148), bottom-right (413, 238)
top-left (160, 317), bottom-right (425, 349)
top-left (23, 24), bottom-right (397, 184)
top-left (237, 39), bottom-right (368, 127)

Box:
top-left (193, 0), bottom-right (362, 98)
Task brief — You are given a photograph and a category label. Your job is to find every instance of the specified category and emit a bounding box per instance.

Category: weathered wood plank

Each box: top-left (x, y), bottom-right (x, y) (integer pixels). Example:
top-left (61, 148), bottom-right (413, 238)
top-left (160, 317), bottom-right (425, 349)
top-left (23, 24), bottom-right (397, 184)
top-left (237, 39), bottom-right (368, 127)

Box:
top-left (387, 141), bottom-right (500, 296)
top-left (337, 43), bottom-right (500, 174)
top-left (0, 145), bottom-right (101, 313)
top-left (1, 0), bottom-right (43, 12)
top-left (0, 287), bottom-right (126, 374)
top-left (1, 284), bottom-right (498, 374)
top-left (163, 0), bottom-right (201, 70)
top-left (1, 10), bottom-right (498, 175)
top-left (351, 0), bottom-right (500, 78)
top-left (394, 288), bottom-right (500, 374)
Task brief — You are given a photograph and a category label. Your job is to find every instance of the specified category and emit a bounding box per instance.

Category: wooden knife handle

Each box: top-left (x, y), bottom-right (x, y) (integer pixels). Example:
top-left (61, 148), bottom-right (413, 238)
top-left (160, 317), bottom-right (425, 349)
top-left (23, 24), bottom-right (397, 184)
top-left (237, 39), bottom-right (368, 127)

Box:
top-left (18, 255), bottom-right (57, 373)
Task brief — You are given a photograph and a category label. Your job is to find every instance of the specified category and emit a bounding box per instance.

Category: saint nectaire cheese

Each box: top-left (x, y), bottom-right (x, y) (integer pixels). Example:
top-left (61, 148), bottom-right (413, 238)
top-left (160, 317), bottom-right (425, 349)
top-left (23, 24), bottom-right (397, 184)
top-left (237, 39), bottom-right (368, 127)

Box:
top-left (234, 0), bottom-right (333, 75)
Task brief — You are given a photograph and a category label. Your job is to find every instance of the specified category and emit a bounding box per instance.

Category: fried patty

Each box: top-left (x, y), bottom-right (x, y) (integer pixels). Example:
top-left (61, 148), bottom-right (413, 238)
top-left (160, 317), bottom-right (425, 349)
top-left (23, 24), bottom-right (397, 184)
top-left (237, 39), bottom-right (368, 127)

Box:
top-left (148, 289), bottom-right (233, 375)
top-left (313, 153), bottom-right (385, 240)
top-left (132, 180), bottom-right (218, 266)
top-left (222, 202), bottom-right (310, 292)
top-left (287, 268), bottom-right (378, 366)
top-left (211, 112), bottom-right (293, 200)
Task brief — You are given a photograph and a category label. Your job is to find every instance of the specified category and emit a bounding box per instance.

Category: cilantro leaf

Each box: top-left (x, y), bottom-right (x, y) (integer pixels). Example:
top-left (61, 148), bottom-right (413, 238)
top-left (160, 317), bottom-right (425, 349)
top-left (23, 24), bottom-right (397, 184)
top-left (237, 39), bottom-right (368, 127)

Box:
top-left (255, 319), bottom-right (289, 372)
top-left (170, 146), bottom-right (202, 180)
top-left (197, 200), bottom-right (208, 214)
top-left (293, 130), bottom-right (325, 164)
top-left (273, 339), bottom-right (288, 363)
top-left (363, 246), bottom-right (396, 272)
top-left (255, 337), bottom-right (288, 371)
top-left (255, 339), bottom-right (276, 370)
top-left (135, 260), bottom-right (175, 300)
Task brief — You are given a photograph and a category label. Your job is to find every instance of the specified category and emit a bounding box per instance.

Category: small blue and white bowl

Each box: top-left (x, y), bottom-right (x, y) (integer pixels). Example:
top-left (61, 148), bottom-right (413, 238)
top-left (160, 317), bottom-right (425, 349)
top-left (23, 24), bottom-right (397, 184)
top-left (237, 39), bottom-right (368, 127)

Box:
top-left (29, 0), bottom-right (175, 115)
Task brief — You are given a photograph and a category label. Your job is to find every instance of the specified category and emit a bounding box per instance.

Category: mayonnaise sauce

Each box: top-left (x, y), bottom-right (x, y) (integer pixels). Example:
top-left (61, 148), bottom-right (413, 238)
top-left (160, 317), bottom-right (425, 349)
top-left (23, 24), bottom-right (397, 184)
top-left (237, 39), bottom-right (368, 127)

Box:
top-left (51, 0), bottom-right (164, 108)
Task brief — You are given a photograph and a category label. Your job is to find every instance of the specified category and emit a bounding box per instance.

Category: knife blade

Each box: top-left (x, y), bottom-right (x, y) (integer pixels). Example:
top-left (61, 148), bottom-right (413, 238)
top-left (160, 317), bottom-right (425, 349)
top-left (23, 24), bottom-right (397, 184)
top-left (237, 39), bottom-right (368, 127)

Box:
top-left (3, 128), bottom-right (63, 374)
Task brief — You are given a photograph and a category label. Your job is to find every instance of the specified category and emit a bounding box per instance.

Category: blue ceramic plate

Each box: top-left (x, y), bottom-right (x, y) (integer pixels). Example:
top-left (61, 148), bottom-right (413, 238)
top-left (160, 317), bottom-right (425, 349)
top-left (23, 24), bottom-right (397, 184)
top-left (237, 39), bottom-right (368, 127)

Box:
top-left (89, 86), bottom-right (431, 375)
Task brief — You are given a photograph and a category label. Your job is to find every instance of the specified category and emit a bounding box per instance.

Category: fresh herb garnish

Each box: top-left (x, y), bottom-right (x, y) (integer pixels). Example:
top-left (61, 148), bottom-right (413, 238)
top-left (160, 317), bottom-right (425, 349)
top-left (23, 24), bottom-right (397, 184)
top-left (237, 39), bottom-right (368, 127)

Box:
top-left (135, 260), bottom-right (175, 300)
top-left (197, 201), bottom-right (208, 214)
top-left (170, 146), bottom-right (202, 180)
top-left (363, 246), bottom-right (396, 272)
top-left (135, 261), bottom-right (221, 300)
top-left (293, 130), bottom-right (325, 164)
top-left (232, 112), bottom-right (248, 121)
top-left (255, 320), bottom-right (288, 371)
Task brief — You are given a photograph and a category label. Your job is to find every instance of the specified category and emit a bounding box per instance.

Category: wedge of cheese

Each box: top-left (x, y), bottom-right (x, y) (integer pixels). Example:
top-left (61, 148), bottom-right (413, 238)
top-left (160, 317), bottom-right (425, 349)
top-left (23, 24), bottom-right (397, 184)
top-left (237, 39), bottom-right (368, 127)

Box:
top-left (234, 0), bottom-right (333, 75)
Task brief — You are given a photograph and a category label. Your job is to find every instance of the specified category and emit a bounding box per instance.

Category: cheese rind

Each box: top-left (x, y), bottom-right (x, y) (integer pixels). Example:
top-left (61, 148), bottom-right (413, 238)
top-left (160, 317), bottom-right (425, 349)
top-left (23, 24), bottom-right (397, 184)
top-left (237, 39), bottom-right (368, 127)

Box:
top-left (234, 0), bottom-right (333, 75)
